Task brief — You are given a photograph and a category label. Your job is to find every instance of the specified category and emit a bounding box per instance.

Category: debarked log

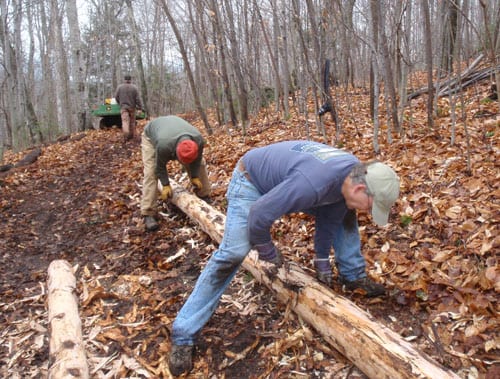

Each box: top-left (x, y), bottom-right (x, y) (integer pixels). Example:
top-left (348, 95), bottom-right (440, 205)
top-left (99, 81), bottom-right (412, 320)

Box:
top-left (47, 260), bottom-right (89, 379)
top-left (169, 181), bottom-right (460, 379)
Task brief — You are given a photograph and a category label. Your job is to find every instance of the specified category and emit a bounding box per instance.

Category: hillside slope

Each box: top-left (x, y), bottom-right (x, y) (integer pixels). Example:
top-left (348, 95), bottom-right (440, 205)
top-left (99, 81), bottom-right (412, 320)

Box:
top-left (0, 85), bottom-right (498, 378)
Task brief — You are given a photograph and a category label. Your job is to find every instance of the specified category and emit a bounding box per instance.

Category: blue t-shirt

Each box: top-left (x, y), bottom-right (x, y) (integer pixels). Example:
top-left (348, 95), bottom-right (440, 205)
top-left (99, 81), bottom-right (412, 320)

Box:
top-left (242, 140), bottom-right (359, 255)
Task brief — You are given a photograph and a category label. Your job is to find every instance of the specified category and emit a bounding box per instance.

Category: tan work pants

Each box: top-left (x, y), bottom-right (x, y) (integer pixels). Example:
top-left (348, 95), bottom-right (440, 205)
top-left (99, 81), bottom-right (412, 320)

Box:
top-left (121, 108), bottom-right (137, 140)
top-left (140, 133), bottom-right (211, 216)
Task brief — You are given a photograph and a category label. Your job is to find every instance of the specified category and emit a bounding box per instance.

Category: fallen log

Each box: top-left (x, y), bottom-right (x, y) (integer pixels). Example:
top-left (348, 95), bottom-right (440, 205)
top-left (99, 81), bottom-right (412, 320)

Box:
top-left (168, 181), bottom-right (460, 379)
top-left (407, 54), bottom-right (499, 100)
top-left (0, 147), bottom-right (42, 174)
top-left (15, 147), bottom-right (42, 167)
top-left (47, 260), bottom-right (89, 379)
top-left (0, 163), bottom-right (14, 172)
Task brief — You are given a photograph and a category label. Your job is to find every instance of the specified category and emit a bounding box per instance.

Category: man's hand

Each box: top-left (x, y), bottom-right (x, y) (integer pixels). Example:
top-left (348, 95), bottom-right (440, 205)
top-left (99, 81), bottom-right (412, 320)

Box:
top-left (160, 185), bottom-right (172, 200)
top-left (254, 241), bottom-right (283, 267)
top-left (191, 178), bottom-right (202, 191)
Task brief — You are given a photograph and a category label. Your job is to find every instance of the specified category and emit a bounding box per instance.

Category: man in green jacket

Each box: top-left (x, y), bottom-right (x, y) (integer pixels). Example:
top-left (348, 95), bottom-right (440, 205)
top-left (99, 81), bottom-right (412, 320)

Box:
top-left (140, 116), bottom-right (211, 231)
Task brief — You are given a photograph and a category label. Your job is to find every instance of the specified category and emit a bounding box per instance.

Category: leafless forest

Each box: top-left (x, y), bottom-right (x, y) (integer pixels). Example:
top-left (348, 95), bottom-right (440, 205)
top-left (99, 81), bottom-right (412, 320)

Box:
top-left (1, 1), bottom-right (499, 377)
top-left (0, 0), bottom-right (499, 153)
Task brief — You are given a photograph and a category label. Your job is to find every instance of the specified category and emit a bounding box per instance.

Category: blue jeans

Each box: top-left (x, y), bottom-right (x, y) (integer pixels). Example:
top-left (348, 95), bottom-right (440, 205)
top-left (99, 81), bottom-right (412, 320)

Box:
top-left (331, 217), bottom-right (366, 280)
top-left (172, 167), bottom-right (260, 345)
top-left (307, 209), bottom-right (366, 281)
top-left (171, 166), bottom-right (366, 345)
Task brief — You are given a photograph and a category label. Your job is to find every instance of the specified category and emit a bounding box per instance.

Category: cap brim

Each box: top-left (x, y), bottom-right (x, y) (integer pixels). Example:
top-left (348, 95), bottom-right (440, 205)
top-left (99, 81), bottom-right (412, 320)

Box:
top-left (372, 201), bottom-right (390, 226)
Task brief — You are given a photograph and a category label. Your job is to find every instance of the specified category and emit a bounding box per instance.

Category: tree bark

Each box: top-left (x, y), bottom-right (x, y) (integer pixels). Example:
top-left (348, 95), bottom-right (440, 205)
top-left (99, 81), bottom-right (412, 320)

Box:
top-left (168, 180), bottom-right (460, 379)
top-left (50, 0), bottom-right (71, 134)
top-left (66, 0), bottom-right (89, 131)
top-left (223, 0), bottom-right (249, 130)
top-left (208, 0), bottom-right (239, 128)
top-left (47, 260), bottom-right (89, 379)
top-left (371, 0), bottom-right (400, 135)
top-left (125, 0), bottom-right (149, 118)
top-left (0, 0), bottom-right (21, 149)
top-left (254, 0), bottom-right (282, 113)
top-left (421, 0), bottom-right (434, 129)
top-left (158, 0), bottom-right (212, 135)
top-left (187, 0), bottom-right (223, 127)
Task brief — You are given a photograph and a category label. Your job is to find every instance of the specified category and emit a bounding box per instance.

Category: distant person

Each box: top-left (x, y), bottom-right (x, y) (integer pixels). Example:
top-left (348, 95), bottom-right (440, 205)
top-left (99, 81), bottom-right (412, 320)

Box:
top-left (168, 140), bottom-right (400, 376)
top-left (141, 115), bottom-right (211, 232)
top-left (114, 75), bottom-right (143, 142)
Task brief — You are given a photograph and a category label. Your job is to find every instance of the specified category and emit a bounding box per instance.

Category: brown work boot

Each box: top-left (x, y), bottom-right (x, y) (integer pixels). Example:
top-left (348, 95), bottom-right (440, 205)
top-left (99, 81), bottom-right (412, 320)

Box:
top-left (168, 344), bottom-right (193, 376)
top-left (144, 216), bottom-right (159, 232)
top-left (339, 276), bottom-right (386, 297)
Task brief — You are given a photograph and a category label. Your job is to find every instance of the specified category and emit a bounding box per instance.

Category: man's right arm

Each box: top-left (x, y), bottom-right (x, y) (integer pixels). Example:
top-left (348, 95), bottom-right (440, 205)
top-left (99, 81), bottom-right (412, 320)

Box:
top-left (155, 148), bottom-right (170, 186)
top-left (312, 204), bottom-right (346, 257)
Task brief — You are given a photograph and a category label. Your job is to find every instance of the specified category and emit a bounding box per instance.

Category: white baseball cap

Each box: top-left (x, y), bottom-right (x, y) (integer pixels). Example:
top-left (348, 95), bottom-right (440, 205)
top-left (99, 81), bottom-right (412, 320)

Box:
top-left (365, 162), bottom-right (400, 225)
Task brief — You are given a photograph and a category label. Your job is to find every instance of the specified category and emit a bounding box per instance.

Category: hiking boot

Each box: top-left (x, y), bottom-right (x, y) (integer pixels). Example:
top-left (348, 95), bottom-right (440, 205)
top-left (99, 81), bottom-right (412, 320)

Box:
top-left (314, 259), bottom-right (332, 286)
top-left (168, 344), bottom-right (193, 376)
top-left (144, 216), bottom-right (159, 232)
top-left (339, 276), bottom-right (386, 297)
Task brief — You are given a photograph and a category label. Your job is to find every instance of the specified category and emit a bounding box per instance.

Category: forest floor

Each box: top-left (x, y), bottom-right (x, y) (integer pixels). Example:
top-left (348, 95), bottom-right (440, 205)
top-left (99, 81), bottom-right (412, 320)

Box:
top-left (0, 84), bottom-right (498, 378)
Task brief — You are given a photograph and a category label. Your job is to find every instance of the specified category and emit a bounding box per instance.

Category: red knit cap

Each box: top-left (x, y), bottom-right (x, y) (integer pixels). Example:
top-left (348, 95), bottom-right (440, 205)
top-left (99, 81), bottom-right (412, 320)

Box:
top-left (176, 140), bottom-right (198, 164)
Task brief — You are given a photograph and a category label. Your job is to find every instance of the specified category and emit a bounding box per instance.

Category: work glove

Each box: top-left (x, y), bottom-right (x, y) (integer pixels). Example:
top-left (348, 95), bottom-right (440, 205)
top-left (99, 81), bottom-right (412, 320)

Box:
top-left (314, 258), bottom-right (332, 286)
top-left (159, 185), bottom-right (172, 200)
top-left (254, 241), bottom-right (283, 267)
top-left (191, 177), bottom-right (202, 191)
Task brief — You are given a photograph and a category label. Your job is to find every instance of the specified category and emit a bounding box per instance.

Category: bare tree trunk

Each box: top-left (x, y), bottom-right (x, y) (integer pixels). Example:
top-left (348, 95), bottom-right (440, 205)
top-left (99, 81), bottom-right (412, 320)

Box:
top-left (125, 0), bottom-right (149, 117)
top-left (50, 0), bottom-right (71, 134)
top-left (421, 0), bottom-right (435, 130)
top-left (397, 0), bottom-right (412, 138)
top-left (36, 0), bottom-right (58, 141)
top-left (369, 0), bottom-right (381, 153)
top-left (304, 0), bottom-right (327, 140)
top-left (0, 0), bottom-right (19, 149)
top-left (158, 0), bottom-right (212, 135)
top-left (274, 0), bottom-right (291, 118)
top-left (292, 0), bottom-right (322, 136)
top-left (371, 0), bottom-right (400, 135)
top-left (333, 0), bottom-right (356, 88)
top-left (223, 0), bottom-right (249, 131)
top-left (254, 0), bottom-right (282, 114)
top-left (479, 0), bottom-right (500, 98)
top-left (270, 0), bottom-right (283, 114)
top-left (145, 1), bottom-right (168, 116)
top-left (368, 0), bottom-right (379, 121)
top-left (208, 0), bottom-right (238, 128)
top-left (66, 0), bottom-right (89, 131)
top-left (187, 0), bottom-right (223, 126)
top-left (439, 0), bottom-right (459, 73)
